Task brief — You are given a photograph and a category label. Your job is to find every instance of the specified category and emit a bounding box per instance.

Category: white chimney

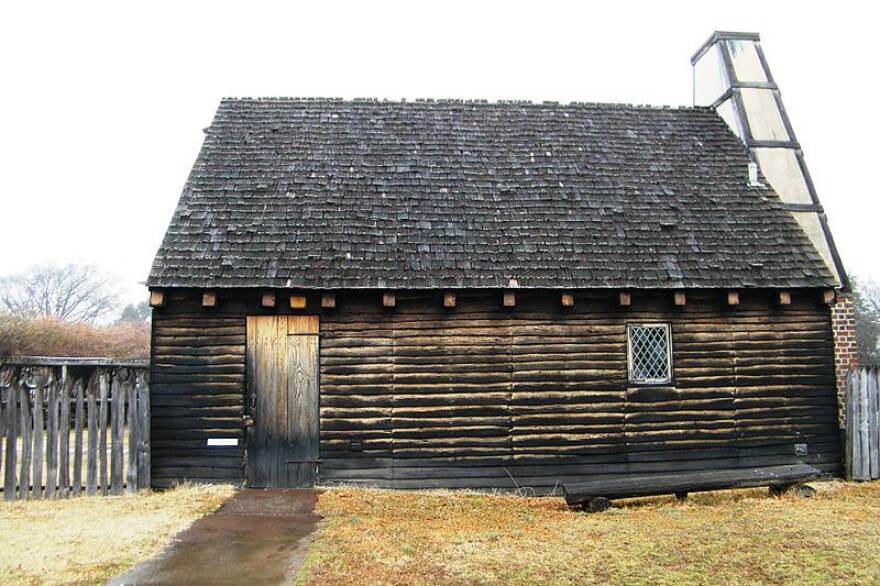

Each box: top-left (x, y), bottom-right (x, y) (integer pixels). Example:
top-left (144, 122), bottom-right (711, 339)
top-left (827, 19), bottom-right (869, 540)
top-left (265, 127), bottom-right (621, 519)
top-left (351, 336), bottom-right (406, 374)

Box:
top-left (692, 31), bottom-right (847, 288)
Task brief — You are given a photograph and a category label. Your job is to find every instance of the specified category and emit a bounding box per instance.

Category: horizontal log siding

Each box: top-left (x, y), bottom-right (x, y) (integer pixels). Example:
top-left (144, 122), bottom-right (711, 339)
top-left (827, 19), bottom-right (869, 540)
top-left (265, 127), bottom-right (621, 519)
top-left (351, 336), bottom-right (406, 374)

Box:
top-left (150, 289), bottom-right (839, 491)
top-left (150, 292), bottom-right (247, 487)
top-left (320, 290), bottom-right (839, 491)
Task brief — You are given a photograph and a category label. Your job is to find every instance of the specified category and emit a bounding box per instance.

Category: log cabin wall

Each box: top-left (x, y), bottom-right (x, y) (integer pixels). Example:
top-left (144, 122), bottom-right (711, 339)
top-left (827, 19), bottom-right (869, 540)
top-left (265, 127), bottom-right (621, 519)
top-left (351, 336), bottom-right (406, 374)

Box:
top-left (150, 288), bottom-right (840, 491)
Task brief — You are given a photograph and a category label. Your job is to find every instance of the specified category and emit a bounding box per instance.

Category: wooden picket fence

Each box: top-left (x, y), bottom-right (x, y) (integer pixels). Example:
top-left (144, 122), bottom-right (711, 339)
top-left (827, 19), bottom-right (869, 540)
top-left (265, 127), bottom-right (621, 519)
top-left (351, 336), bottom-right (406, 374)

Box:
top-left (0, 357), bottom-right (150, 501)
top-left (845, 365), bottom-right (880, 481)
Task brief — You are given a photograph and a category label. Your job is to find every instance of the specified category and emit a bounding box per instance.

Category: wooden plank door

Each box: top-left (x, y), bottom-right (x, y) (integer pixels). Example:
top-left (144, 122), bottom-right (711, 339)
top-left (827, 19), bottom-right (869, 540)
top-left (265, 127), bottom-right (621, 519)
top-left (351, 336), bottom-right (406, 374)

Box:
top-left (246, 316), bottom-right (319, 488)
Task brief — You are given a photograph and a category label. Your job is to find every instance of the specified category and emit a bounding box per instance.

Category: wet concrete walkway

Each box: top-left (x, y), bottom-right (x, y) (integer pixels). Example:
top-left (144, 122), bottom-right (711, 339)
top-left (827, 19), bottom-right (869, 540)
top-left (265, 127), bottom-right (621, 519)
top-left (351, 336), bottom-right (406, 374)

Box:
top-left (109, 489), bottom-right (322, 586)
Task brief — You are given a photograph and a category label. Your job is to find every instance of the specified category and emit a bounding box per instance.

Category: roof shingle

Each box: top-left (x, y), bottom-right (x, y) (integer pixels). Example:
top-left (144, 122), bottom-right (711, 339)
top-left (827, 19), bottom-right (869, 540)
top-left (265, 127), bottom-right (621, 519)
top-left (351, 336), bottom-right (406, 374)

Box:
top-left (148, 98), bottom-right (834, 289)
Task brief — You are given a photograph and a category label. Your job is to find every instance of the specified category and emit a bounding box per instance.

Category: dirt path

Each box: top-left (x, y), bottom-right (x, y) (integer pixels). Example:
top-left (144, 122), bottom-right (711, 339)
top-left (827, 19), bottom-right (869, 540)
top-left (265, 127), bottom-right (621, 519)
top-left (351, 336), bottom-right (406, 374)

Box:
top-left (108, 489), bottom-right (321, 586)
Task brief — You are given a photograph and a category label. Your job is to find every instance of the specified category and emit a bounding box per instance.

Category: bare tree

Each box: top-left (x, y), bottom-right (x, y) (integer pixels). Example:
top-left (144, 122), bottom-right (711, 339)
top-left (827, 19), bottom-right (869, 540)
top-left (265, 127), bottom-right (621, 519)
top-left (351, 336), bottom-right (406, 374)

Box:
top-left (0, 263), bottom-right (121, 323)
top-left (852, 275), bottom-right (880, 366)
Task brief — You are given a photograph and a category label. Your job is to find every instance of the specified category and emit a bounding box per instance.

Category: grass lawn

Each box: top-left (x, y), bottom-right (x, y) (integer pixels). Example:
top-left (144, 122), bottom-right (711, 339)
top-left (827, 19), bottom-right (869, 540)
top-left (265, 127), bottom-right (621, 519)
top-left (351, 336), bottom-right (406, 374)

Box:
top-left (0, 484), bottom-right (234, 585)
top-left (298, 480), bottom-right (880, 585)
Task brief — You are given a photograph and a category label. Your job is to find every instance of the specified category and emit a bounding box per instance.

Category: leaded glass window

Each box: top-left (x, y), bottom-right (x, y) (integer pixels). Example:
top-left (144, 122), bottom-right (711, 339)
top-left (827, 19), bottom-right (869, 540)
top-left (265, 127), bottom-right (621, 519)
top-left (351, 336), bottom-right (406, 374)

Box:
top-left (627, 324), bottom-right (672, 384)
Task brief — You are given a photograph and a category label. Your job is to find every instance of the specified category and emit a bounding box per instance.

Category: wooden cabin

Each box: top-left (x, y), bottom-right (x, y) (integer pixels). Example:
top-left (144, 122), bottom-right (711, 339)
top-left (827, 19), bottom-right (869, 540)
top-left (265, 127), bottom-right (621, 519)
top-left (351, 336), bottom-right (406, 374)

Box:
top-left (147, 33), bottom-right (850, 491)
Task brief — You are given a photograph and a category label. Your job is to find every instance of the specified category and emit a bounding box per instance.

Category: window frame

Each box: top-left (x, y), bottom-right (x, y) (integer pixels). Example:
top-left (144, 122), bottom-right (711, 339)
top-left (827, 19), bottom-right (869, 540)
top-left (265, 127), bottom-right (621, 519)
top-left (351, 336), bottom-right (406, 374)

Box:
top-left (626, 322), bottom-right (673, 385)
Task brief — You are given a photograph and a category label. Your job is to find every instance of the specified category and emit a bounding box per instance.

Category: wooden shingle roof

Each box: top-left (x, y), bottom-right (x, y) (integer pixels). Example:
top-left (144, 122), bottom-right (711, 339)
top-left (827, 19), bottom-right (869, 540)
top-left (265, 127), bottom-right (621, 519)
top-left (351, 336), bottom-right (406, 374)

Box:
top-left (148, 98), bottom-right (834, 289)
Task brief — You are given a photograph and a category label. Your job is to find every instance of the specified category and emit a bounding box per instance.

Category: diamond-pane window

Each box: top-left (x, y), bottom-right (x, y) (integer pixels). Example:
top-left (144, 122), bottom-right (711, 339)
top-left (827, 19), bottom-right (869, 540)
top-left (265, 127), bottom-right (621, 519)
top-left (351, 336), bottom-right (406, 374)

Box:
top-left (627, 324), bottom-right (672, 384)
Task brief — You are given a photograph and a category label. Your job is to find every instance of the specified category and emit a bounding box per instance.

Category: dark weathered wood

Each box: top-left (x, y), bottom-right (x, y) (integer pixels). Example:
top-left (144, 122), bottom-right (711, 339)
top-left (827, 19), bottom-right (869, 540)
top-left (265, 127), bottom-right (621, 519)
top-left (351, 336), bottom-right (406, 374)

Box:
top-left (2, 357), bottom-right (148, 368)
top-left (137, 371), bottom-right (151, 490)
top-left (110, 374), bottom-right (124, 495)
top-left (59, 368), bottom-right (71, 498)
top-left (321, 292), bottom-right (336, 309)
top-left (287, 325), bottom-right (320, 486)
top-left (151, 289), bottom-right (838, 490)
top-left (246, 316), bottom-right (319, 488)
top-left (563, 464), bottom-right (821, 506)
top-left (585, 496), bottom-right (611, 512)
top-left (19, 385), bottom-right (32, 500)
top-left (32, 376), bottom-right (44, 499)
top-left (99, 371), bottom-right (109, 495)
top-left (846, 367), bottom-right (880, 481)
top-left (0, 385), bottom-right (5, 487)
top-left (382, 292), bottom-right (396, 308)
top-left (45, 380), bottom-right (59, 499)
top-left (86, 377), bottom-right (98, 496)
top-left (0, 362), bottom-right (149, 500)
top-left (127, 378), bottom-right (138, 492)
top-left (4, 382), bottom-right (18, 501)
top-left (619, 291), bottom-right (631, 306)
top-left (73, 380), bottom-right (85, 496)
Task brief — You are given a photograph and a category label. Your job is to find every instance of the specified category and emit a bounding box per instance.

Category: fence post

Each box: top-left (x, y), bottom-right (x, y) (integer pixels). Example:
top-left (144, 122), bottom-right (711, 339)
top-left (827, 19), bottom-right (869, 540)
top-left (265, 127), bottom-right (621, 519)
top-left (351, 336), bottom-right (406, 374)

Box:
top-left (869, 368), bottom-right (879, 479)
top-left (3, 375), bottom-right (17, 501)
top-left (46, 373), bottom-right (59, 500)
top-left (137, 371), bottom-right (151, 490)
top-left (0, 359), bottom-right (148, 500)
top-left (31, 372), bottom-right (45, 499)
top-left (73, 379), bottom-right (85, 496)
top-left (126, 375), bottom-right (138, 493)
top-left (59, 366), bottom-right (70, 498)
top-left (110, 370), bottom-right (124, 496)
top-left (846, 366), bottom-right (880, 482)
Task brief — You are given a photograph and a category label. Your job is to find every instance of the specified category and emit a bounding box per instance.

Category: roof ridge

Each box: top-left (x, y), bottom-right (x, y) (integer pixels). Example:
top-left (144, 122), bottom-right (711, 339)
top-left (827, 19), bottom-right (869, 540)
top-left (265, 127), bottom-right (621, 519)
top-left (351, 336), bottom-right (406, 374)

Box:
top-left (219, 96), bottom-right (704, 111)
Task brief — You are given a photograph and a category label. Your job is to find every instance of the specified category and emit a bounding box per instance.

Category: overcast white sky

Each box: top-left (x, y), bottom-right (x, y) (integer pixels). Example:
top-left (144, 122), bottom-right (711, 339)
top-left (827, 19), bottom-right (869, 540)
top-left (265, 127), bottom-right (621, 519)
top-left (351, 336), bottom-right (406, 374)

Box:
top-left (1, 1), bottom-right (877, 304)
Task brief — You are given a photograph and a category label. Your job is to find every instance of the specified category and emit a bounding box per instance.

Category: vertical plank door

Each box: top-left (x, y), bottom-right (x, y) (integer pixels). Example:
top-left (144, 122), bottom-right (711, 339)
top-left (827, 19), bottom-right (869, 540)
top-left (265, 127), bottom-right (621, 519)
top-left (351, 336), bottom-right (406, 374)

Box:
top-left (246, 316), bottom-right (319, 488)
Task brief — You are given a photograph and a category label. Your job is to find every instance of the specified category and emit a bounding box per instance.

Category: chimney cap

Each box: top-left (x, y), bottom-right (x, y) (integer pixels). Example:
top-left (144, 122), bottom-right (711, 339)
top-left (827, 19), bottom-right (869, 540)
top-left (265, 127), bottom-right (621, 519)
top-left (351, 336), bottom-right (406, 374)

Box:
top-left (691, 31), bottom-right (761, 65)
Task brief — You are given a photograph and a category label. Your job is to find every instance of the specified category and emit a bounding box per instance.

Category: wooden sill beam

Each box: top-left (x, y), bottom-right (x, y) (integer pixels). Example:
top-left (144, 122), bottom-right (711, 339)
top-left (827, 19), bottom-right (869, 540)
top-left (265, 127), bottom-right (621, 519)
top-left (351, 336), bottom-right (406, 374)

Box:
top-left (202, 291), bottom-right (217, 308)
top-left (382, 292), bottom-right (396, 308)
top-left (261, 291), bottom-right (276, 308)
top-left (321, 292), bottom-right (336, 309)
top-left (727, 290), bottom-right (740, 306)
top-left (149, 290), bottom-right (165, 308)
top-left (561, 293), bottom-right (574, 308)
top-left (443, 291), bottom-right (456, 308)
top-left (619, 291), bottom-right (631, 307)
top-left (503, 291), bottom-right (516, 308)
top-left (289, 295), bottom-right (307, 309)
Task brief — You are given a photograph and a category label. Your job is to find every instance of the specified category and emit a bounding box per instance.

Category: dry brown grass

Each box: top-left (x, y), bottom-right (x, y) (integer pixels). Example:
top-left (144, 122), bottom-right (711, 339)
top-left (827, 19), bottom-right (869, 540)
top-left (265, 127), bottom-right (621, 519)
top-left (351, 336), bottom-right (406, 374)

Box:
top-left (0, 483), bottom-right (235, 585)
top-left (299, 481), bottom-right (880, 585)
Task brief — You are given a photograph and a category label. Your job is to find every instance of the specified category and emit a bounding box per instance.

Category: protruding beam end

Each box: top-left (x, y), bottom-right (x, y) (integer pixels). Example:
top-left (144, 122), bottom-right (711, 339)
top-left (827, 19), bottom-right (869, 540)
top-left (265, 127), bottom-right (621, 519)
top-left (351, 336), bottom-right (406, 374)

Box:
top-left (149, 290), bottom-right (165, 308)
top-left (202, 291), bottom-right (217, 308)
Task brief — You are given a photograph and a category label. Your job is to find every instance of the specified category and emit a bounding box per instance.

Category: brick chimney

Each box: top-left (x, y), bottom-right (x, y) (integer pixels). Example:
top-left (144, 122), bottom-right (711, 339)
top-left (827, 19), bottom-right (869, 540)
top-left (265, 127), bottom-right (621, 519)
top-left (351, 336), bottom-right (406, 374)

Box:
top-left (692, 32), bottom-right (856, 422)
